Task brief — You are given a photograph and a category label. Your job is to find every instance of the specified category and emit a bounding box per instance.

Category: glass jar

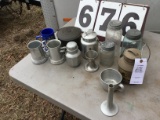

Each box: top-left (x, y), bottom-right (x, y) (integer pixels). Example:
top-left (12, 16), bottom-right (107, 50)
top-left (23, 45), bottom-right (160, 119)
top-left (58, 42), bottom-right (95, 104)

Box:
top-left (105, 20), bottom-right (122, 57)
top-left (100, 41), bottom-right (115, 67)
top-left (121, 29), bottom-right (142, 55)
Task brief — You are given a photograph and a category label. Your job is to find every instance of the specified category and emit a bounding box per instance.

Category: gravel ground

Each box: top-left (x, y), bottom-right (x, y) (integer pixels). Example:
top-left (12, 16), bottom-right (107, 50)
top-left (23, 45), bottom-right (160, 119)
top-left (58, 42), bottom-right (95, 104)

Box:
top-left (0, 3), bottom-right (79, 120)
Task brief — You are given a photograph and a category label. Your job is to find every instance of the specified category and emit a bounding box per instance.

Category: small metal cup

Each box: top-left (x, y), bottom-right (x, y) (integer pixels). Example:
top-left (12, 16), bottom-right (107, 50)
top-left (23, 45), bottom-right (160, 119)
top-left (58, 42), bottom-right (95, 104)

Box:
top-left (100, 68), bottom-right (124, 92)
top-left (47, 39), bottom-right (65, 64)
top-left (27, 40), bottom-right (48, 65)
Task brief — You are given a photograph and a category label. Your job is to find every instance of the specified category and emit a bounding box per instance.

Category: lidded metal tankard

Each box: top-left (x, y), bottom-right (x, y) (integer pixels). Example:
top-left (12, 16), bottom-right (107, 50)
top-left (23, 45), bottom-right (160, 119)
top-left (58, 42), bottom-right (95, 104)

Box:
top-left (81, 30), bottom-right (98, 58)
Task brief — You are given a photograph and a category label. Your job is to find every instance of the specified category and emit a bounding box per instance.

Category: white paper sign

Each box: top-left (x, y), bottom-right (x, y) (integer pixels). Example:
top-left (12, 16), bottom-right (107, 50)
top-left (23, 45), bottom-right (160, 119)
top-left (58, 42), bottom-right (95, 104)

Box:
top-left (75, 0), bottom-right (99, 32)
top-left (119, 5), bottom-right (147, 36)
top-left (94, 1), bottom-right (122, 37)
top-left (130, 58), bottom-right (147, 84)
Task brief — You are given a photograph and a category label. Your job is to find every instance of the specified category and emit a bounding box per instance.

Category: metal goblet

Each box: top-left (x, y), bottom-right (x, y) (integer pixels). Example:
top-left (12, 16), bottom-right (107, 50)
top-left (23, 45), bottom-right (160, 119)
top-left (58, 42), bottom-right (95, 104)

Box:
top-left (85, 50), bottom-right (99, 72)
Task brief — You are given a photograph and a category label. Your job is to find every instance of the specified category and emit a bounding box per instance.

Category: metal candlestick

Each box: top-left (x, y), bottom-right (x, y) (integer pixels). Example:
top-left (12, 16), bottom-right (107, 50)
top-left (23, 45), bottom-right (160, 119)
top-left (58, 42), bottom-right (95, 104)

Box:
top-left (100, 84), bottom-right (118, 116)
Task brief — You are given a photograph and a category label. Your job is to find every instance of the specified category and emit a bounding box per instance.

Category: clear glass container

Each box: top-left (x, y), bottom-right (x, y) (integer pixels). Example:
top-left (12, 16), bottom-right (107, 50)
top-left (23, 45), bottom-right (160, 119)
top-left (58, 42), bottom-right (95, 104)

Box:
top-left (100, 41), bottom-right (115, 67)
top-left (121, 29), bottom-right (142, 55)
top-left (105, 20), bottom-right (122, 58)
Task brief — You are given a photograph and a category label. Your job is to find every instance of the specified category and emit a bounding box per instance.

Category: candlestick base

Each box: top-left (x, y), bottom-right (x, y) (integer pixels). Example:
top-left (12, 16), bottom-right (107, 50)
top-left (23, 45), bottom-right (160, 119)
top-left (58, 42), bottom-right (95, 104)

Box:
top-left (100, 100), bottom-right (118, 117)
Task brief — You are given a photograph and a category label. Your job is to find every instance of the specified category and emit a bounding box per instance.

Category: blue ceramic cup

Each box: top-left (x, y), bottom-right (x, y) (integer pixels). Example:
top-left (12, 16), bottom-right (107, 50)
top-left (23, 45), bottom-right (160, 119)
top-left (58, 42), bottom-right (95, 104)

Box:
top-left (36, 28), bottom-right (55, 40)
top-left (36, 28), bottom-right (55, 52)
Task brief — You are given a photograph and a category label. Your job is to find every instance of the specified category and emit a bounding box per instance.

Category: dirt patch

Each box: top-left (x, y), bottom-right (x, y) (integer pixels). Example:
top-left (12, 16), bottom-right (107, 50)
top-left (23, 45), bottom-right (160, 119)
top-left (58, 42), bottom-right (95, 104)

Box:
top-left (0, 3), bottom-right (79, 120)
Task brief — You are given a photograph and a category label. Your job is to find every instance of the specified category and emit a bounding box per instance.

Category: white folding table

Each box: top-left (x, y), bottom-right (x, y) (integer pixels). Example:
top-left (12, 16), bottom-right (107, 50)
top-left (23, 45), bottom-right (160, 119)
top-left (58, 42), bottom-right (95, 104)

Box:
top-left (9, 19), bottom-right (160, 120)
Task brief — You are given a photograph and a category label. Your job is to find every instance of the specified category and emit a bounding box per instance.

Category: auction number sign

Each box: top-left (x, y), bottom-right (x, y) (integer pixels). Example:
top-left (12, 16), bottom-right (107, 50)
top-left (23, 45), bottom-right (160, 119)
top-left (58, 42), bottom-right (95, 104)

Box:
top-left (75, 0), bottom-right (149, 37)
top-left (75, 0), bottom-right (99, 32)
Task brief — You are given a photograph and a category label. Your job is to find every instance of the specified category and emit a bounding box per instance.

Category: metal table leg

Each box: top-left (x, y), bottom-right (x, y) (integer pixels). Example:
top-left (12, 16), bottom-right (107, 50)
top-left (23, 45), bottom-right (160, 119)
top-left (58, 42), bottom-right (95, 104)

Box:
top-left (60, 110), bottom-right (66, 120)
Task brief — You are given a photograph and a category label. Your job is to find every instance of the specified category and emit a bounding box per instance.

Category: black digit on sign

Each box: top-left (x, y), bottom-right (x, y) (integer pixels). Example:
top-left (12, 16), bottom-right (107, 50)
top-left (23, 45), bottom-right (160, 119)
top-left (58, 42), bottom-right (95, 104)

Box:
top-left (79, 5), bottom-right (93, 27)
top-left (122, 13), bottom-right (139, 36)
top-left (99, 8), bottom-right (116, 31)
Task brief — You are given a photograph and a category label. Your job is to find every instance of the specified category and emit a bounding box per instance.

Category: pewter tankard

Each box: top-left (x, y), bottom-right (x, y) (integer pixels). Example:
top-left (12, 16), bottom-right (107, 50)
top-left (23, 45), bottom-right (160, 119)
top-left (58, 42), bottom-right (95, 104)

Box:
top-left (47, 39), bottom-right (65, 64)
top-left (27, 40), bottom-right (47, 65)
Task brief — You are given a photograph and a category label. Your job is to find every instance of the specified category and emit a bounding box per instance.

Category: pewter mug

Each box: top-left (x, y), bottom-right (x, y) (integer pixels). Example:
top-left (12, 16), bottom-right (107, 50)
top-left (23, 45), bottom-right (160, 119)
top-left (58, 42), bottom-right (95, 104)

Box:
top-left (100, 68), bottom-right (124, 92)
top-left (27, 40), bottom-right (47, 65)
top-left (47, 39), bottom-right (65, 64)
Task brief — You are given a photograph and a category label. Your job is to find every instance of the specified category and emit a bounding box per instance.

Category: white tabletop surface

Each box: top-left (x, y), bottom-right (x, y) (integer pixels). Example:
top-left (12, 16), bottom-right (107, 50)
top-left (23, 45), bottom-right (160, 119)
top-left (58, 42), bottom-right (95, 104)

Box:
top-left (9, 19), bottom-right (160, 120)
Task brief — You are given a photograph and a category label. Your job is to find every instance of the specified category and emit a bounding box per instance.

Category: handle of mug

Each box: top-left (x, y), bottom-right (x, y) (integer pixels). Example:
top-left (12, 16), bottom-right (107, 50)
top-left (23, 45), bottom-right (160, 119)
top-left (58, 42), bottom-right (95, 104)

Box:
top-left (60, 46), bottom-right (66, 53)
top-left (36, 35), bottom-right (42, 40)
top-left (117, 83), bottom-right (124, 92)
